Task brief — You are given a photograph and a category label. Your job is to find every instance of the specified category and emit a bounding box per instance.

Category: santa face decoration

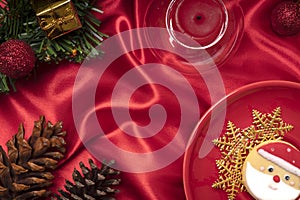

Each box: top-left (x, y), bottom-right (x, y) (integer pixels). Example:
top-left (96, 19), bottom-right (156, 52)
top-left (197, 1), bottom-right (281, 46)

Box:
top-left (242, 141), bottom-right (300, 200)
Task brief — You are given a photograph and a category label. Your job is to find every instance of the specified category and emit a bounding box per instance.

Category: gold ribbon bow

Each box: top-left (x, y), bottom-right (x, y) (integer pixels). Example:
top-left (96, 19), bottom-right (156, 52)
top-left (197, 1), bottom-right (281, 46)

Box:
top-left (36, 0), bottom-right (81, 39)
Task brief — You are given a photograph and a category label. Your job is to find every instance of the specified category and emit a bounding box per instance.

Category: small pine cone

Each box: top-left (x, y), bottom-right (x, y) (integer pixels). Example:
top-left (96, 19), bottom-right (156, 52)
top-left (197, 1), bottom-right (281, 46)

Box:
top-left (53, 159), bottom-right (121, 200)
top-left (0, 116), bottom-right (67, 200)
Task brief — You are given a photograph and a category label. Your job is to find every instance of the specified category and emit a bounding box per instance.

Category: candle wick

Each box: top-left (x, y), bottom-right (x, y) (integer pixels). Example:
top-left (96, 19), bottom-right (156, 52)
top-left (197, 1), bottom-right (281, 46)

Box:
top-left (196, 16), bottom-right (202, 20)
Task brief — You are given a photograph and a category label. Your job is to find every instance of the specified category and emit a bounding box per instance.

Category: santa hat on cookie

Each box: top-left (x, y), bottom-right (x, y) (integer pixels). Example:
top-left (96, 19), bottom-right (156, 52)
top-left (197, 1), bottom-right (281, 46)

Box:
top-left (257, 141), bottom-right (300, 177)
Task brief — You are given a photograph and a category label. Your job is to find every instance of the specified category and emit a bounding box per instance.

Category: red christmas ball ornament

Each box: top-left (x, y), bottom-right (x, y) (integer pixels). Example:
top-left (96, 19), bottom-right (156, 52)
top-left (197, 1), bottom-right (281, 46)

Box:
top-left (271, 0), bottom-right (300, 36)
top-left (0, 39), bottom-right (36, 79)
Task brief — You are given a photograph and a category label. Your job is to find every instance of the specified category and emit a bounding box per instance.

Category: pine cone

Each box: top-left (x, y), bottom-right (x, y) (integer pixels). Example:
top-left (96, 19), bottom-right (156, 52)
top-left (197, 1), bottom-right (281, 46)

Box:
top-left (0, 116), bottom-right (67, 200)
top-left (53, 159), bottom-right (121, 200)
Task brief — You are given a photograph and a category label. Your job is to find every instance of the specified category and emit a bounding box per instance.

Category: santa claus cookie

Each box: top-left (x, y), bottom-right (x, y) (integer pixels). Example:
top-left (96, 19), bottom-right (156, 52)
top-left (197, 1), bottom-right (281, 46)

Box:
top-left (242, 140), bottom-right (300, 200)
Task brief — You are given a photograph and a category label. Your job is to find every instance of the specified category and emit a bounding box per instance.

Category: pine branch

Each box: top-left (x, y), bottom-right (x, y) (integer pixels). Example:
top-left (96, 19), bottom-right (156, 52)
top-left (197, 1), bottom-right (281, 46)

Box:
top-left (0, 0), bottom-right (108, 93)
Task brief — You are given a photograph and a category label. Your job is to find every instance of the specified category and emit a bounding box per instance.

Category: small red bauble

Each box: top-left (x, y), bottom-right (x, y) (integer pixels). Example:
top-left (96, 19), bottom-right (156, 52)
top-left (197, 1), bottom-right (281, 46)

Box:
top-left (271, 0), bottom-right (300, 36)
top-left (0, 39), bottom-right (36, 79)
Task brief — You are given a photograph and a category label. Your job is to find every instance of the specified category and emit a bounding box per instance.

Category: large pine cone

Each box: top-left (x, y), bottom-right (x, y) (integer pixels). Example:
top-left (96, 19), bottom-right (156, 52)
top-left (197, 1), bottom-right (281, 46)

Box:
top-left (0, 116), bottom-right (66, 200)
top-left (54, 159), bottom-right (121, 200)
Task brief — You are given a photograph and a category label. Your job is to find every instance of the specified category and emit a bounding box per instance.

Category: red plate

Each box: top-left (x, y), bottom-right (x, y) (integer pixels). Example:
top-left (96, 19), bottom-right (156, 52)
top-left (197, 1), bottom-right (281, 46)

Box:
top-left (183, 80), bottom-right (300, 200)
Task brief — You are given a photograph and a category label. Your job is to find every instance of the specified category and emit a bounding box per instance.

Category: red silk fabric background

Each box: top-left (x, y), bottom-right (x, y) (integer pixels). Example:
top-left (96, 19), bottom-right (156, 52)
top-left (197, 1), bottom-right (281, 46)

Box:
top-left (0, 0), bottom-right (300, 199)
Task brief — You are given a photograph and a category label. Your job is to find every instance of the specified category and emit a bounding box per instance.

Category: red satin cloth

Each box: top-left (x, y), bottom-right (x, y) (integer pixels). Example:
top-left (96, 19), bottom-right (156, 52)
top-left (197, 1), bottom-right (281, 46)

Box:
top-left (0, 0), bottom-right (300, 199)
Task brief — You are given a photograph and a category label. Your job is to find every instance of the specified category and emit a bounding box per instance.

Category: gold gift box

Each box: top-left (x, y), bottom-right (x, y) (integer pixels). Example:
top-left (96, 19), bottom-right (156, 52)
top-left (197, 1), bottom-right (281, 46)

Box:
top-left (35, 0), bottom-right (82, 40)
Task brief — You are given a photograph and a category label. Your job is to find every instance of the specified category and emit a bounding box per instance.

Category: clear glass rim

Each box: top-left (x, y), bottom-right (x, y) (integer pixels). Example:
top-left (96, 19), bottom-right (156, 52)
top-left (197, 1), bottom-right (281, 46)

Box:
top-left (165, 0), bottom-right (229, 50)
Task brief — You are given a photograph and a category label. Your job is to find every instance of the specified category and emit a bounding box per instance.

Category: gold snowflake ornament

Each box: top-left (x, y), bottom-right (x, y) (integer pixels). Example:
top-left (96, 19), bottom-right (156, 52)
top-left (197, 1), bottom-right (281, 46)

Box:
top-left (212, 107), bottom-right (293, 200)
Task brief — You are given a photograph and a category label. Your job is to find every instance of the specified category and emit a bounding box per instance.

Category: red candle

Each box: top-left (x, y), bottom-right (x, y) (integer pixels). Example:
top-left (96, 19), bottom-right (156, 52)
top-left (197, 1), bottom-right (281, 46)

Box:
top-left (169, 0), bottom-right (227, 47)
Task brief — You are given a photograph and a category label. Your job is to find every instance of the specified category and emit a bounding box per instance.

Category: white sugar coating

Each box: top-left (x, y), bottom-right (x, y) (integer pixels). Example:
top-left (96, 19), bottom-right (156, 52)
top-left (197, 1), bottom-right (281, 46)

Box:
top-left (287, 148), bottom-right (291, 152)
top-left (258, 149), bottom-right (300, 177)
top-left (245, 162), bottom-right (300, 200)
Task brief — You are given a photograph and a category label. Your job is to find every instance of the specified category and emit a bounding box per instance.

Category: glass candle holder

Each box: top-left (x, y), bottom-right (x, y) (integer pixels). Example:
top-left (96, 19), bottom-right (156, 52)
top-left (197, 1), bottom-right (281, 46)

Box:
top-left (144, 0), bottom-right (244, 70)
top-left (166, 0), bottom-right (228, 50)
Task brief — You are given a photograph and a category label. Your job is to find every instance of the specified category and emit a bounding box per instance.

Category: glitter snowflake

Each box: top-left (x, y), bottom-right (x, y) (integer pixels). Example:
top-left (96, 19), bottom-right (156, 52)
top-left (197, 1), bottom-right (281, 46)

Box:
top-left (212, 107), bottom-right (293, 200)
